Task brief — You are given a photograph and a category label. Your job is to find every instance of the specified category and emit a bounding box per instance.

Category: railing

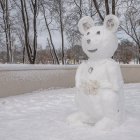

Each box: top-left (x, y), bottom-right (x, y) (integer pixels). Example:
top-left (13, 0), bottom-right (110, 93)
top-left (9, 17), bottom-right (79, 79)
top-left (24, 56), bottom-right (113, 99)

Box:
top-left (0, 64), bottom-right (140, 98)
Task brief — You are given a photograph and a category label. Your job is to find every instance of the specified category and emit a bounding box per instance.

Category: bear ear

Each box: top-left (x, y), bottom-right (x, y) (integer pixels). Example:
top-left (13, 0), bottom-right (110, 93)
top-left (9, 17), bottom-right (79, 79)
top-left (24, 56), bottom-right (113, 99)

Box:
top-left (78, 16), bottom-right (94, 34)
top-left (104, 14), bottom-right (119, 32)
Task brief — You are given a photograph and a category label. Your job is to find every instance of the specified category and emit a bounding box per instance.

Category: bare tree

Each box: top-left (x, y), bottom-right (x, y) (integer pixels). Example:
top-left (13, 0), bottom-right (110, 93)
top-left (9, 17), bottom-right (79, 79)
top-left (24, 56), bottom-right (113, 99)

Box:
top-left (105, 0), bottom-right (110, 15)
top-left (64, 0), bottom-right (84, 49)
top-left (16, 29), bottom-right (25, 63)
top-left (92, 0), bottom-right (117, 21)
top-left (114, 40), bottom-right (136, 64)
top-left (47, 38), bottom-right (54, 64)
top-left (92, 0), bottom-right (104, 21)
top-left (66, 45), bottom-right (87, 64)
top-left (19, 0), bottom-right (33, 63)
top-left (0, 0), bottom-right (12, 63)
top-left (112, 0), bottom-right (115, 15)
top-left (73, 0), bottom-right (83, 18)
top-left (40, 0), bottom-right (59, 64)
top-left (120, 0), bottom-right (140, 63)
top-left (58, 0), bottom-right (65, 64)
top-left (29, 0), bottom-right (39, 64)
top-left (13, 0), bottom-right (39, 64)
top-left (0, 0), bottom-right (139, 64)
top-left (52, 0), bottom-right (65, 64)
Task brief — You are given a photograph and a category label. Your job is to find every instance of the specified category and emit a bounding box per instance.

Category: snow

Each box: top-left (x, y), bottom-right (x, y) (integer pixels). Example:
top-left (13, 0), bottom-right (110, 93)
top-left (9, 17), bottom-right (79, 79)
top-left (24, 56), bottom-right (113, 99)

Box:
top-left (75, 59), bottom-right (124, 129)
top-left (76, 15), bottom-right (124, 129)
top-left (0, 64), bottom-right (77, 71)
top-left (0, 83), bottom-right (140, 140)
top-left (0, 64), bottom-right (140, 71)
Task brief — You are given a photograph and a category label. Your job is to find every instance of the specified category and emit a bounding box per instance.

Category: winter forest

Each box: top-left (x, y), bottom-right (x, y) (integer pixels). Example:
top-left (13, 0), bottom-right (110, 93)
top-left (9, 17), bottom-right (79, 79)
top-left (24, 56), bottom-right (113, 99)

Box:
top-left (0, 0), bottom-right (140, 64)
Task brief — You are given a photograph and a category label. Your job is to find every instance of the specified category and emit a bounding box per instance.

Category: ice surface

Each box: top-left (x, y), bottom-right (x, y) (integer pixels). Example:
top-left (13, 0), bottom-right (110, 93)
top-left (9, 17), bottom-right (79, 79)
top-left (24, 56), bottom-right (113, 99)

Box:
top-left (0, 83), bottom-right (140, 140)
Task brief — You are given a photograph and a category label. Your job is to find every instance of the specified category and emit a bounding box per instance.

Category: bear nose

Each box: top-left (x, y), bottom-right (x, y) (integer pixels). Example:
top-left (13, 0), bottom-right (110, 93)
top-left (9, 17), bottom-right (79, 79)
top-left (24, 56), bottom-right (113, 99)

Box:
top-left (87, 39), bottom-right (91, 44)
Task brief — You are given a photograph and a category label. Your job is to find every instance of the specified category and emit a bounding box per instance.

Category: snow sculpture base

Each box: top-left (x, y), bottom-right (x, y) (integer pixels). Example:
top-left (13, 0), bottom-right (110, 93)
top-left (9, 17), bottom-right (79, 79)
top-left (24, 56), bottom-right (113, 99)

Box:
top-left (67, 112), bottom-right (120, 130)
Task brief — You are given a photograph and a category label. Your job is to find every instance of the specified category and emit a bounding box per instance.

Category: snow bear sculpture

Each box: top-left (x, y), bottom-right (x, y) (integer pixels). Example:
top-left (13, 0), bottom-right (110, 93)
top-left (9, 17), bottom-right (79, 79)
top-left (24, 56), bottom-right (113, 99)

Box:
top-left (69, 15), bottom-right (125, 130)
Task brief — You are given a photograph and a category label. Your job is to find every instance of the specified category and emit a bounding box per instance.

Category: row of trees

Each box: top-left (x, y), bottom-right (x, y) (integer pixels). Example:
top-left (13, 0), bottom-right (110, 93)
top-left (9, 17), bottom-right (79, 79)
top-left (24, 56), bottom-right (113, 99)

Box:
top-left (0, 39), bottom-right (136, 64)
top-left (0, 0), bottom-right (139, 64)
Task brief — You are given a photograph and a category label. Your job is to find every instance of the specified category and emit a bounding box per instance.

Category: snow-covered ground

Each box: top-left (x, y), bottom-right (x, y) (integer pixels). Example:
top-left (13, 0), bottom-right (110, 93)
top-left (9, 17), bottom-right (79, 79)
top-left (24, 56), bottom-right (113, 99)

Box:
top-left (0, 83), bottom-right (140, 140)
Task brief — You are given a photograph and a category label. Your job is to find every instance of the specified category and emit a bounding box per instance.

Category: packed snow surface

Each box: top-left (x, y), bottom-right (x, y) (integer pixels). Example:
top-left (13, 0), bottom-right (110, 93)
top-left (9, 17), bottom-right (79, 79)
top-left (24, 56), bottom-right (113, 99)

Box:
top-left (0, 83), bottom-right (140, 140)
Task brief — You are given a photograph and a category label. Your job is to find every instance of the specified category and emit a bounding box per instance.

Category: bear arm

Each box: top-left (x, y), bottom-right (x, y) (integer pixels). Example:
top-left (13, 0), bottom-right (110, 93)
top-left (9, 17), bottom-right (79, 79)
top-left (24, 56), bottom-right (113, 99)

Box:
top-left (75, 63), bottom-right (86, 88)
top-left (106, 63), bottom-right (124, 92)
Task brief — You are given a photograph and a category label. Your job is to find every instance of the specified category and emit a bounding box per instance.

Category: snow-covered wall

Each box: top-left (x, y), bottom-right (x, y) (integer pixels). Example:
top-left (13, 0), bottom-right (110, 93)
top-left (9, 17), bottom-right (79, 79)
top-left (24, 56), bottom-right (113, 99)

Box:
top-left (0, 65), bottom-right (77, 98)
top-left (120, 64), bottom-right (140, 83)
top-left (0, 64), bottom-right (140, 98)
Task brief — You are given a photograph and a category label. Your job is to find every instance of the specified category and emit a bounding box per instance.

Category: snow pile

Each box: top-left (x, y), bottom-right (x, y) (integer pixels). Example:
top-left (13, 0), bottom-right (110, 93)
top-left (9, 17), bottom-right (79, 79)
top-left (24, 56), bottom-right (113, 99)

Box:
top-left (0, 83), bottom-right (140, 140)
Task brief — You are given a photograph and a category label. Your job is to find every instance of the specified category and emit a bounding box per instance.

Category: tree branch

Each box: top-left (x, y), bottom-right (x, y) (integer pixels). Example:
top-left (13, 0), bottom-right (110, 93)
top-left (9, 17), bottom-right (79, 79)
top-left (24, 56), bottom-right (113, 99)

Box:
top-left (105, 0), bottom-right (110, 15)
top-left (92, 0), bottom-right (104, 21)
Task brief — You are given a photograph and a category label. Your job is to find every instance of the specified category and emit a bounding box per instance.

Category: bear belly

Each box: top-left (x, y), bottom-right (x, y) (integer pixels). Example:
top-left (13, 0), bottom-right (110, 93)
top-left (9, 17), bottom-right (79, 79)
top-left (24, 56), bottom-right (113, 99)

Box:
top-left (75, 88), bottom-right (122, 123)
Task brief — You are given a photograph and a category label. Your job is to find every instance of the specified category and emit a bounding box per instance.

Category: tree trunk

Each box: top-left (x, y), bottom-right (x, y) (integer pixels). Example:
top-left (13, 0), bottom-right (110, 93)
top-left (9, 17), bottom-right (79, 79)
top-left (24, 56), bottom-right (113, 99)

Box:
top-left (20, 0), bottom-right (39, 64)
top-left (0, 0), bottom-right (12, 63)
top-left (20, 0), bottom-right (33, 64)
top-left (105, 0), bottom-right (110, 15)
top-left (74, 0), bottom-right (82, 18)
top-left (59, 1), bottom-right (65, 64)
top-left (92, 0), bottom-right (104, 21)
top-left (32, 0), bottom-right (38, 64)
top-left (112, 0), bottom-right (115, 15)
top-left (41, 3), bottom-right (59, 64)
top-left (47, 38), bottom-right (54, 64)
top-left (23, 45), bottom-right (25, 63)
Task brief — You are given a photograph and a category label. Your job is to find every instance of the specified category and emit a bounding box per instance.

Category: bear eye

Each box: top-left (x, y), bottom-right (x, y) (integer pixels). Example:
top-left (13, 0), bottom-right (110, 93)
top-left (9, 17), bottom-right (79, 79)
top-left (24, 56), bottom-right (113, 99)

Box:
top-left (96, 31), bottom-right (100, 35)
top-left (87, 32), bottom-right (90, 35)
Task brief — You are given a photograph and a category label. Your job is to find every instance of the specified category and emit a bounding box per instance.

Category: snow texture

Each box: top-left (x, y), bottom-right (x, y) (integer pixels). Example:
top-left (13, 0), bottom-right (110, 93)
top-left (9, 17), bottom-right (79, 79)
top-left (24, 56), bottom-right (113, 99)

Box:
top-left (0, 64), bottom-right (77, 71)
top-left (0, 84), bottom-right (140, 140)
top-left (74, 15), bottom-right (124, 129)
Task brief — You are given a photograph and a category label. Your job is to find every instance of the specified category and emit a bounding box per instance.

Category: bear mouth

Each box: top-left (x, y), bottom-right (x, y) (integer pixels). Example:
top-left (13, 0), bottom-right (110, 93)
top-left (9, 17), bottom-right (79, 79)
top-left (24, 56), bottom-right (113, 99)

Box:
top-left (88, 49), bottom-right (98, 53)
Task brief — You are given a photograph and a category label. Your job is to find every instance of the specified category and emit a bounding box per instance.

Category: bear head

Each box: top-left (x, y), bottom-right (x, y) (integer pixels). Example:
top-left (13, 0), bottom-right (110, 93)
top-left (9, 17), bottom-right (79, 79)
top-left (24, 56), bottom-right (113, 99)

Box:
top-left (78, 15), bottom-right (119, 60)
